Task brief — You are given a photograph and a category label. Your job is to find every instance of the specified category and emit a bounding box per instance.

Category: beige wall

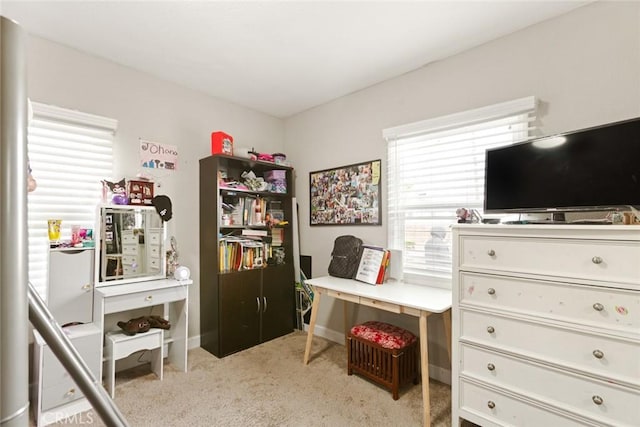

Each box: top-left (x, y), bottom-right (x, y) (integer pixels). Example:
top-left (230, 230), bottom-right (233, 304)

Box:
top-left (284, 0), bottom-right (640, 375)
top-left (26, 36), bottom-right (286, 344)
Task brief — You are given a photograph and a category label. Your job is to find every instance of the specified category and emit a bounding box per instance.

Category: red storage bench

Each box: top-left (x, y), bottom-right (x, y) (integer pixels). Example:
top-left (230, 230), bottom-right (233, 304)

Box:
top-left (347, 321), bottom-right (420, 400)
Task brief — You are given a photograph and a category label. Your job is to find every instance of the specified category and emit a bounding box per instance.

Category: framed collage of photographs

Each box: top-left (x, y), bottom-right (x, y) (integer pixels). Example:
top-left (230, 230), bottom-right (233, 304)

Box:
top-left (309, 159), bottom-right (381, 226)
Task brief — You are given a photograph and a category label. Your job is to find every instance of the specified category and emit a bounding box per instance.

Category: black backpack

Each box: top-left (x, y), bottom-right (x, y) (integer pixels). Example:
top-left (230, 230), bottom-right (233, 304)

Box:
top-left (328, 235), bottom-right (363, 279)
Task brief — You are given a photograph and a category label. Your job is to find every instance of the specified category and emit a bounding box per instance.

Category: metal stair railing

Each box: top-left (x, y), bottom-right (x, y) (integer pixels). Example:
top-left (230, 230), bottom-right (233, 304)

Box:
top-left (28, 281), bottom-right (129, 427)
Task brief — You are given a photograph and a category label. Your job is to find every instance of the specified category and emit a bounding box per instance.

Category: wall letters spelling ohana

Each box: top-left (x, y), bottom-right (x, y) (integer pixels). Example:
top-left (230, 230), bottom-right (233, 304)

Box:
top-left (139, 139), bottom-right (178, 170)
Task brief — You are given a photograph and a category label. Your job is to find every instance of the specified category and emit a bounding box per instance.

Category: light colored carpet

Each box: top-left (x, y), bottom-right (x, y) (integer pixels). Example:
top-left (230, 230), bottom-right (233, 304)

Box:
top-left (43, 331), bottom-right (451, 426)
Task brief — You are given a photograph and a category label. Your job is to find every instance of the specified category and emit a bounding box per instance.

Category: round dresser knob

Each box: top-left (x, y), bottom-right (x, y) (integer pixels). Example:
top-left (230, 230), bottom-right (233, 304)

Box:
top-left (487, 288), bottom-right (496, 295)
top-left (592, 349), bottom-right (604, 359)
top-left (487, 363), bottom-right (495, 371)
top-left (487, 401), bottom-right (496, 409)
top-left (592, 395), bottom-right (603, 405)
top-left (591, 256), bottom-right (603, 265)
top-left (592, 303), bottom-right (604, 312)
top-left (487, 249), bottom-right (496, 257)
top-left (487, 326), bottom-right (495, 334)
top-left (145, 295), bottom-right (153, 301)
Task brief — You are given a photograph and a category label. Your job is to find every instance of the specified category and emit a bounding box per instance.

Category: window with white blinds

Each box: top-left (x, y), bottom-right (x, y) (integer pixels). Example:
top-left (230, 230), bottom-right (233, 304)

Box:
top-left (383, 97), bottom-right (537, 287)
top-left (27, 102), bottom-right (117, 299)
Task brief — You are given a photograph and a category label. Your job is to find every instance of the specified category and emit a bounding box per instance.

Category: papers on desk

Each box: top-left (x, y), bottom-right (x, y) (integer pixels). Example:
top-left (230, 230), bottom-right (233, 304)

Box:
top-left (354, 246), bottom-right (390, 285)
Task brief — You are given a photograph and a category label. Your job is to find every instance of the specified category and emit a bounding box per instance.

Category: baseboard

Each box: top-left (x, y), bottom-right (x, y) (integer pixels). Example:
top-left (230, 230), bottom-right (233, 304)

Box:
top-left (427, 363), bottom-right (452, 385)
top-left (188, 335), bottom-right (200, 349)
top-left (303, 323), bottom-right (452, 386)
top-left (302, 323), bottom-right (345, 344)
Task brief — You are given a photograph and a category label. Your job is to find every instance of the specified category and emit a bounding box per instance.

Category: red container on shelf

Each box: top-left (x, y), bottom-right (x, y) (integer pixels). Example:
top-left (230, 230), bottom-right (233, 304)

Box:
top-left (211, 131), bottom-right (234, 156)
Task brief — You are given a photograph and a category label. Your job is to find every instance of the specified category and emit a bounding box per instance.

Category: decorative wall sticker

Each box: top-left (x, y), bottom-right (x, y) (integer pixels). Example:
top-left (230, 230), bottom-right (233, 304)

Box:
top-left (140, 139), bottom-right (178, 170)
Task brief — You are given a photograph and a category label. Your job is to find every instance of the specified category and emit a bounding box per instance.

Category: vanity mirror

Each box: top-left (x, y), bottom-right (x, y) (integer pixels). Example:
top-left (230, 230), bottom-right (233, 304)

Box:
top-left (95, 205), bottom-right (166, 287)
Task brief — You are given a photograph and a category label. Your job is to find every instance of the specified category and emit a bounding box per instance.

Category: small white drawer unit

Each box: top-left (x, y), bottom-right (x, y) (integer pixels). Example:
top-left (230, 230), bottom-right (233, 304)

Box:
top-left (32, 324), bottom-right (102, 427)
top-left (452, 224), bottom-right (640, 427)
top-left (146, 228), bottom-right (163, 273)
top-left (121, 230), bottom-right (141, 275)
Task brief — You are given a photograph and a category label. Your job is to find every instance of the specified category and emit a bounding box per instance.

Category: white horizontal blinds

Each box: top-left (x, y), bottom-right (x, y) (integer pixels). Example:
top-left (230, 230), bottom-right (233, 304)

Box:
top-left (385, 97), bottom-right (536, 286)
top-left (27, 102), bottom-right (117, 298)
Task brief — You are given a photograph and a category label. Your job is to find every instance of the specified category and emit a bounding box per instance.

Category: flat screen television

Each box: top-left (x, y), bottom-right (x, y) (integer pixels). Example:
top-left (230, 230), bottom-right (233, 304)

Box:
top-left (484, 117), bottom-right (640, 214)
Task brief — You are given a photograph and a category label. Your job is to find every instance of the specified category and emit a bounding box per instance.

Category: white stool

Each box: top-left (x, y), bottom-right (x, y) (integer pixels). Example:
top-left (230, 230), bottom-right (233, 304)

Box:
top-left (105, 329), bottom-right (164, 398)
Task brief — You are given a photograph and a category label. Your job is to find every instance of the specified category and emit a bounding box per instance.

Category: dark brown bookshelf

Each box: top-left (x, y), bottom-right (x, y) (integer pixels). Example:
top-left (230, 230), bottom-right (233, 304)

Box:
top-left (199, 154), bottom-right (295, 357)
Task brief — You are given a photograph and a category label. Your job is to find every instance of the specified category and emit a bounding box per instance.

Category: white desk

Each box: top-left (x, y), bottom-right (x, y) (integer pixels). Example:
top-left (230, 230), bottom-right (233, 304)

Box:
top-left (93, 278), bottom-right (192, 381)
top-left (303, 276), bottom-right (452, 427)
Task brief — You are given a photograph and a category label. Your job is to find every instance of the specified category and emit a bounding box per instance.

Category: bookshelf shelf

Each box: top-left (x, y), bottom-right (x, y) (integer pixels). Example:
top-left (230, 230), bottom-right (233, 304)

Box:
top-left (200, 154), bottom-right (295, 358)
top-left (221, 187), bottom-right (289, 198)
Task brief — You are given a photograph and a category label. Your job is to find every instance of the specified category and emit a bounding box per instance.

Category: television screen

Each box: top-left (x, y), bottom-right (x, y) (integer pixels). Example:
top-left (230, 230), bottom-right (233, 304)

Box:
top-left (484, 117), bottom-right (640, 213)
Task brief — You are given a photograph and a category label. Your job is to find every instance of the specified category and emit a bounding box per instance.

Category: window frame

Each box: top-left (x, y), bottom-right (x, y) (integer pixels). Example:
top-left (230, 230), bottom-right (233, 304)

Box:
top-left (383, 97), bottom-right (537, 288)
top-left (27, 102), bottom-right (117, 299)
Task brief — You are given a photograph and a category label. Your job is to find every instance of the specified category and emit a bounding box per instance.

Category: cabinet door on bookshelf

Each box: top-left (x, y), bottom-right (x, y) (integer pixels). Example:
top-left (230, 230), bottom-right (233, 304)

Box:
top-left (261, 265), bottom-right (295, 343)
top-left (219, 270), bottom-right (261, 356)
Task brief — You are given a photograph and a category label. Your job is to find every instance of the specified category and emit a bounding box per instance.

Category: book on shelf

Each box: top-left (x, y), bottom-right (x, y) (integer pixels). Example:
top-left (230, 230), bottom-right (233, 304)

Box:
top-left (242, 196), bottom-right (267, 226)
top-left (376, 249), bottom-right (391, 284)
top-left (218, 237), bottom-right (267, 272)
top-left (270, 228), bottom-right (284, 246)
top-left (220, 196), bottom-right (244, 226)
top-left (242, 229), bottom-right (268, 237)
top-left (354, 245), bottom-right (390, 285)
top-left (230, 198), bottom-right (244, 225)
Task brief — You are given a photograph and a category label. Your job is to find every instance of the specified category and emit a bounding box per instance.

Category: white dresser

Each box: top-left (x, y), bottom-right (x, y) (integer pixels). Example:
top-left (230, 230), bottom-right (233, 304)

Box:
top-left (32, 324), bottom-right (101, 427)
top-left (452, 224), bottom-right (640, 427)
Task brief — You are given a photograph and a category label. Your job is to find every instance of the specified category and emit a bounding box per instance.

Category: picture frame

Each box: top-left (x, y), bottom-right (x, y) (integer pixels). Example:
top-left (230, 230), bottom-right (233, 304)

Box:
top-left (309, 159), bottom-right (381, 226)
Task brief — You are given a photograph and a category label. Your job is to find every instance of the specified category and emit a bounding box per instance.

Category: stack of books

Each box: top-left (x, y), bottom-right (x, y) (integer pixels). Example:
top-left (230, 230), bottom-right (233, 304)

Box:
top-left (270, 228), bottom-right (284, 246)
top-left (218, 236), bottom-right (267, 272)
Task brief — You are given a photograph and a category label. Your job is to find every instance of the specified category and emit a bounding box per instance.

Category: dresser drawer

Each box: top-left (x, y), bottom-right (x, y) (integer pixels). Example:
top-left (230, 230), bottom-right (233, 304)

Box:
top-left (461, 344), bottom-right (640, 426)
top-left (121, 232), bottom-right (137, 244)
top-left (41, 380), bottom-right (85, 411)
top-left (460, 380), bottom-right (591, 427)
top-left (122, 244), bottom-right (138, 255)
top-left (123, 265), bottom-right (139, 275)
top-left (42, 332), bottom-right (101, 387)
top-left (460, 309), bottom-right (640, 382)
top-left (459, 272), bottom-right (640, 331)
top-left (122, 254), bottom-right (137, 265)
top-left (148, 257), bottom-right (161, 270)
top-left (459, 236), bottom-right (640, 286)
top-left (148, 244), bottom-right (160, 257)
top-left (148, 230), bottom-right (161, 245)
top-left (103, 285), bottom-right (188, 313)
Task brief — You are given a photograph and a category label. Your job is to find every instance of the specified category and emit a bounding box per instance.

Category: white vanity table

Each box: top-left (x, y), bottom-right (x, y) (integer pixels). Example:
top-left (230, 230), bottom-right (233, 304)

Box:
top-left (32, 205), bottom-right (192, 426)
top-left (93, 278), bottom-right (192, 374)
top-left (92, 206), bottom-right (191, 383)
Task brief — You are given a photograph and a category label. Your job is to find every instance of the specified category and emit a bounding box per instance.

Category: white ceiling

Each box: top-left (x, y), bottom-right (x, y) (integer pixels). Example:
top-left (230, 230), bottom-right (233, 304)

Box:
top-left (2, 1), bottom-right (591, 118)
